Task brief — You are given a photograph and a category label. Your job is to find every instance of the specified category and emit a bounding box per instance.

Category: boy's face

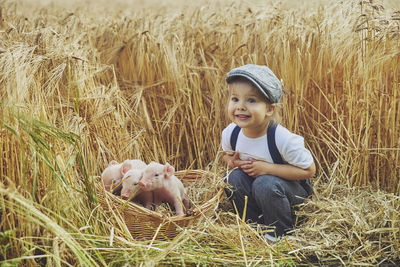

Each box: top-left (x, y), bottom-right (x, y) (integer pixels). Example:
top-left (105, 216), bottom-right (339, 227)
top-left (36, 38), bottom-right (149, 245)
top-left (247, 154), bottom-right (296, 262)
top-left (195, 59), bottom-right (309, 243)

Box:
top-left (227, 82), bottom-right (275, 136)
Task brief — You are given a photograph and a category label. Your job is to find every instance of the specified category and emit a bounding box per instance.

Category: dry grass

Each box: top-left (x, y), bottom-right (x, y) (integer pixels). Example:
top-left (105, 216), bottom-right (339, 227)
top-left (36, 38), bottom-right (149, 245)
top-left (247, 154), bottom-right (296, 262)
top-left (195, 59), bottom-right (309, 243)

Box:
top-left (0, 0), bottom-right (399, 265)
top-left (288, 182), bottom-right (400, 265)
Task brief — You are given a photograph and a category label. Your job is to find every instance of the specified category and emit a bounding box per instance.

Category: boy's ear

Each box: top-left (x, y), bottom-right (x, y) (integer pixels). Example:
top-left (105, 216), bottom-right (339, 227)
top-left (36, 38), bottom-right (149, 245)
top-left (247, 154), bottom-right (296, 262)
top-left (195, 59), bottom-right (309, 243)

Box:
top-left (266, 104), bottom-right (276, 117)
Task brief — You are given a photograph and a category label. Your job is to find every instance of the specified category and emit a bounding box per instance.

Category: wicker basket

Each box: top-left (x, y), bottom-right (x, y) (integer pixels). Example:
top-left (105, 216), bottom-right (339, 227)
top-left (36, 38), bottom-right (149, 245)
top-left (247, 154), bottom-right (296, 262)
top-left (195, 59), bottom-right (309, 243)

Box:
top-left (96, 169), bottom-right (224, 240)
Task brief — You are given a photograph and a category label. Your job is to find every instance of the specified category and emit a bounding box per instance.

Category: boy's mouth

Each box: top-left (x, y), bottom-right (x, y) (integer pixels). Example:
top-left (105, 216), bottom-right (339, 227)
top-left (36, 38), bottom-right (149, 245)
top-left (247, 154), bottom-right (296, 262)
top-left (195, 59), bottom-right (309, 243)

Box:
top-left (235, 114), bottom-right (250, 120)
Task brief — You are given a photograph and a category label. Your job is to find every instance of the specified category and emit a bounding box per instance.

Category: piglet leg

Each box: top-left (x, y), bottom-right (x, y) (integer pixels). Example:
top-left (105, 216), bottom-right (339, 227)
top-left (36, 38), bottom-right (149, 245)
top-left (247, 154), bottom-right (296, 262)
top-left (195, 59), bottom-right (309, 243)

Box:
top-left (173, 198), bottom-right (185, 216)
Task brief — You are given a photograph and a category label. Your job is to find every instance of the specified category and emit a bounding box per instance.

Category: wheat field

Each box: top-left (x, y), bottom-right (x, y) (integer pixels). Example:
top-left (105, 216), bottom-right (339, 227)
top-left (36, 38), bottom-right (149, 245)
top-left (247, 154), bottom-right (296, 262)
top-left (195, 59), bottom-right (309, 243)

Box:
top-left (1, 0), bottom-right (399, 265)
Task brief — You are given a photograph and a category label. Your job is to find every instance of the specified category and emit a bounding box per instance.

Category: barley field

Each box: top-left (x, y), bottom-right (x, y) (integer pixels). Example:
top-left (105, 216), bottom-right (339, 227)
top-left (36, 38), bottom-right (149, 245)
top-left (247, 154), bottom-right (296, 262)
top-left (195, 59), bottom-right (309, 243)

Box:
top-left (1, 0), bottom-right (399, 265)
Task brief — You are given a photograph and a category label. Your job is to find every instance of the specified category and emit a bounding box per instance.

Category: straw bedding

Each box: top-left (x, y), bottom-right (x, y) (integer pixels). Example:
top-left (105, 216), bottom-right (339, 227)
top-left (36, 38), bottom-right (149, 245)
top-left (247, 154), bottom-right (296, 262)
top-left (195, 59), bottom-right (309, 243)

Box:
top-left (96, 169), bottom-right (224, 240)
top-left (286, 183), bottom-right (400, 265)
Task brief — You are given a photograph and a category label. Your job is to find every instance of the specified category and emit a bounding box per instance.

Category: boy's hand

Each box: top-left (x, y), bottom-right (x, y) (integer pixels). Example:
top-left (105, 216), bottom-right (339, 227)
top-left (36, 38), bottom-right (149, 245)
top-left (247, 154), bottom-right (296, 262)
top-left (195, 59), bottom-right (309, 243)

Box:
top-left (224, 152), bottom-right (242, 169)
top-left (234, 157), bottom-right (316, 181)
top-left (228, 152), bottom-right (240, 169)
top-left (238, 158), bottom-right (271, 178)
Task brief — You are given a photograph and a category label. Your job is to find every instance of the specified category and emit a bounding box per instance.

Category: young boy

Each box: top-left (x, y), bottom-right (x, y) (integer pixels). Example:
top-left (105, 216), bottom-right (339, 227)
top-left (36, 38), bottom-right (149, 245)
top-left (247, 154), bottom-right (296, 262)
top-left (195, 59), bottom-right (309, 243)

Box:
top-left (221, 64), bottom-right (316, 242)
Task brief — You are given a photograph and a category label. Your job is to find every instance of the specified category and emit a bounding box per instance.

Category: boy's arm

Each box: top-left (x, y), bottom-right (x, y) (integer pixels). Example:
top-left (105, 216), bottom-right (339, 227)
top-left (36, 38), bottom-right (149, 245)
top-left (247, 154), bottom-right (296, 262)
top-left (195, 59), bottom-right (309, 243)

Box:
top-left (238, 160), bottom-right (316, 181)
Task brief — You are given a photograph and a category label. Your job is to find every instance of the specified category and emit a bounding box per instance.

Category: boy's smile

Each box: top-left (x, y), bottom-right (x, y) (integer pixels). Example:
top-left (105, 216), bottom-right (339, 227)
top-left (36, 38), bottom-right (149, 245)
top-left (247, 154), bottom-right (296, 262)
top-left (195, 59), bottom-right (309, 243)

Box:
top-left (235, 114), bottom-right (250, 120)
top-left (227, 82), bottom-right (275, 138)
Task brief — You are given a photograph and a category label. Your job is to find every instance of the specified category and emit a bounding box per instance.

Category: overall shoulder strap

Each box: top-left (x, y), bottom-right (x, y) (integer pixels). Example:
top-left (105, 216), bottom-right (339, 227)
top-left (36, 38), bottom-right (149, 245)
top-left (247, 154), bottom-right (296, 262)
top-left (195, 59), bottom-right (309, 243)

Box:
top-left (230, 125), bottom-right (241, 151)
top-left (267, 122), bottom-right (313, 195)
top-left (267, 122), bottom-right (285, 164)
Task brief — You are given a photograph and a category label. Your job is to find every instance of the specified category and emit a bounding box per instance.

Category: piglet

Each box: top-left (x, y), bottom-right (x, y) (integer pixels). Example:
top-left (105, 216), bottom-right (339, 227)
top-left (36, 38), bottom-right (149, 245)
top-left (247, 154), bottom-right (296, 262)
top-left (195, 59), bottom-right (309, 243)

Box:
top-left (123, 159), bottom-right (147, 171)
top-left (101, 160), bottom-right (123, 192)
top-left (138, 162), bottom-right (189, 216)
top-left (101, 159), bottom-right (146, 192)
top-left (121, 169), bottom-right (153, 209)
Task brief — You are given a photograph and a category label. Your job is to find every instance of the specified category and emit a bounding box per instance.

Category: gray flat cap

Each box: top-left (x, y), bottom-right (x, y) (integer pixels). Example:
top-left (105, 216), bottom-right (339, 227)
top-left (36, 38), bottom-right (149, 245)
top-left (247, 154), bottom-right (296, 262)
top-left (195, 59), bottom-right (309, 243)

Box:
top-left (226, 64), bottom-right (282, 103)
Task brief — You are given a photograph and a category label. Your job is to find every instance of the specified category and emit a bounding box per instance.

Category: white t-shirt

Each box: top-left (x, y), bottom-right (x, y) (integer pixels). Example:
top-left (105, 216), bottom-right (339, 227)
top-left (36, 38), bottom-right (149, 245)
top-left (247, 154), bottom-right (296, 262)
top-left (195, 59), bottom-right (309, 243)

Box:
top-left (221, 123), bottom-right (313, 169)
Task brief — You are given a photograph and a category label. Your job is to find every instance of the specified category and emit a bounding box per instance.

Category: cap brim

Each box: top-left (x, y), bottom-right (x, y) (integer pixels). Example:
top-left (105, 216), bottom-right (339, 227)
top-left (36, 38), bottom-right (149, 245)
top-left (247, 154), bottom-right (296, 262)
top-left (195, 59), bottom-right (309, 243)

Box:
top-left (226, 73), bottom-right (273, 103)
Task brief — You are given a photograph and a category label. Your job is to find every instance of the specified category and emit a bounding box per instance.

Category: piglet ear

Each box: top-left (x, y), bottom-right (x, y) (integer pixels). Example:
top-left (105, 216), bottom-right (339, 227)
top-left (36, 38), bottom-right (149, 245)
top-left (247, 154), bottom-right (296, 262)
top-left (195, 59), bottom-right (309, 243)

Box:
top-left (164, 162), bottom-right (175, 177)
top-left (108, 160), bottom-right (118, 166)
top-left (121, 161), bottom-right (131, 175)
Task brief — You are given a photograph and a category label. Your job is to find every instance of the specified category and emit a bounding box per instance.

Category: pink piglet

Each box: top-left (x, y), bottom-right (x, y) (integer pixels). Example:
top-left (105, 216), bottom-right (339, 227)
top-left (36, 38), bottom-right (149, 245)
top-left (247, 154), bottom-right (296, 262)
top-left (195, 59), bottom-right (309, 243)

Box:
top-left (121, 169), bottom-right (153, 209)
top-left (101, 159), bottom-right (146, 192)
top-left (138, 162), bottom-right (189, 216)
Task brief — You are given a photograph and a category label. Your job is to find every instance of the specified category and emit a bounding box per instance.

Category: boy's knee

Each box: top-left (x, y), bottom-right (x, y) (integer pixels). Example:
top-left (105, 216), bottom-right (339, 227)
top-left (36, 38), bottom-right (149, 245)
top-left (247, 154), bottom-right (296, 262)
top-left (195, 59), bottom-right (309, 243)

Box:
top-left (225, 169), bottom-right (247, 187)
top-left (252, 175), bottom-right (285, 200)
top-left (224, 169), bottom-right (249, 199)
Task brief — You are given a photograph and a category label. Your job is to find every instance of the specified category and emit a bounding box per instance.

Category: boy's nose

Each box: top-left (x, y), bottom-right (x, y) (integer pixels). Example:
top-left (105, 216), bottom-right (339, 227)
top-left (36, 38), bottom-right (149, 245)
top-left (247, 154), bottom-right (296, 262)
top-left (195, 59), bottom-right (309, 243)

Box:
top-left (236, 102), bottom-right (246, 110)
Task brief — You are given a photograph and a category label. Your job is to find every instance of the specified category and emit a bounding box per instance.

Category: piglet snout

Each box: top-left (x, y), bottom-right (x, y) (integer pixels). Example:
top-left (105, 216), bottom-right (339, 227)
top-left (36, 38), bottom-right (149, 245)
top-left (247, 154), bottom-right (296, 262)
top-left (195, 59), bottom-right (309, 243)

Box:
top-left (121, 194), bottom-right (128, 200)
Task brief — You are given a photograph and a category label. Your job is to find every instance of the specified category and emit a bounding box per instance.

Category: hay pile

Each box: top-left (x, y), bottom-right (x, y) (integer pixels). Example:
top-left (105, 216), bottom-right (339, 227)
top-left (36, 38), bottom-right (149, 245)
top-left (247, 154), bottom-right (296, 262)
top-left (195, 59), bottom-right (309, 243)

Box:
top-left (285, 181), bottom-right (400, 265)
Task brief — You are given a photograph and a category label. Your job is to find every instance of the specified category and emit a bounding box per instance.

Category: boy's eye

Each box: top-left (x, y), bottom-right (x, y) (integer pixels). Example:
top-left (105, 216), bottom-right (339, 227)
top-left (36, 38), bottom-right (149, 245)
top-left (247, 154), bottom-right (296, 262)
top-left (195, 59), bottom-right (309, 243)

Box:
top-left (248, 98), bottom-right (256, 103)
top-left (231, 97), bottom-right (238, 102)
